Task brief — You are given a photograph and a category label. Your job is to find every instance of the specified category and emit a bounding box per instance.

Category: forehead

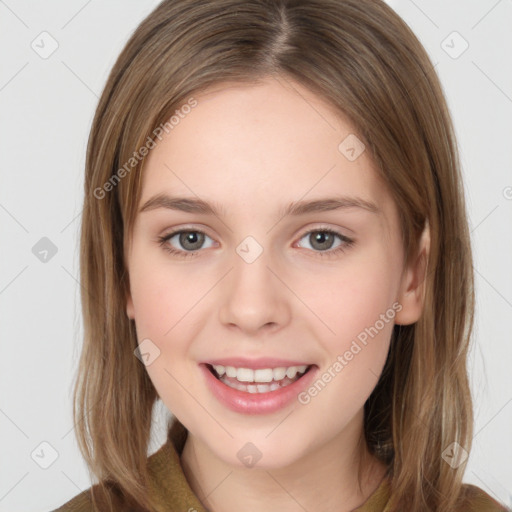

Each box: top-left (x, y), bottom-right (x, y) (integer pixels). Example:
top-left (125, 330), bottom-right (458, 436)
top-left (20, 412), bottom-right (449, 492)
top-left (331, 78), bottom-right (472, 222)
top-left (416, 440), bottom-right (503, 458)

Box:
top-left (138, 77), bottom-right (394, 226)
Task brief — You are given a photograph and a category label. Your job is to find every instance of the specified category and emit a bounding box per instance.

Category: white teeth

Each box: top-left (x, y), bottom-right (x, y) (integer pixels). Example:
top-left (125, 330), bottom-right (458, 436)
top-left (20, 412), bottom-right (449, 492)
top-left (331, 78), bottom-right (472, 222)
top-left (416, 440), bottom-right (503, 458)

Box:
top-left (253, 382), bottom-right (282, 393)
top-left (219, 375), bottom-right (300, 394)
top-left (237, 367), bottom-right (255, 382)
top-left (254, 368), bottom-right (274, 382)
top-left (286, 367), bottom-right (299, 379)
top-left (273, 367), bottom-right (287, 380)
top-left (214, 364), bottom-right (225, 376)
top-left (225, 366), bottom-right (237, 378)
top-left (212, 364), bottom-right (309, 383)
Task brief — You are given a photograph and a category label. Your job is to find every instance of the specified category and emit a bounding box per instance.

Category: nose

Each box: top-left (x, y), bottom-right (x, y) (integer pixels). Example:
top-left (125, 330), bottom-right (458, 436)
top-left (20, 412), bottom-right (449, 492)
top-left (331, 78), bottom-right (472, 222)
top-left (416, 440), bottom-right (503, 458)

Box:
top-left (218, 246), bottom-right (291, 336)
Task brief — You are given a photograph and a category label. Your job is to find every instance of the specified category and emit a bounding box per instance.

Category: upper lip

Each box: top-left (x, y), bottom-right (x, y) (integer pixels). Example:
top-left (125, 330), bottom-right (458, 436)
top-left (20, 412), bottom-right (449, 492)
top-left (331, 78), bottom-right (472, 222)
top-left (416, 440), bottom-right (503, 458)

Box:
top-left (202, 357), bottom-right (314, 369)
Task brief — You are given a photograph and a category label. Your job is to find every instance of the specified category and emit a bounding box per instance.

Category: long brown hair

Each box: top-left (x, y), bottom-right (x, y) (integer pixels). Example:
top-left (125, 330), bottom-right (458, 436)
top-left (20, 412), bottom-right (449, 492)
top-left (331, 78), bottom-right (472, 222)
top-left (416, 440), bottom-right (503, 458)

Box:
top-left (75, 0), bottom-right (475, 510)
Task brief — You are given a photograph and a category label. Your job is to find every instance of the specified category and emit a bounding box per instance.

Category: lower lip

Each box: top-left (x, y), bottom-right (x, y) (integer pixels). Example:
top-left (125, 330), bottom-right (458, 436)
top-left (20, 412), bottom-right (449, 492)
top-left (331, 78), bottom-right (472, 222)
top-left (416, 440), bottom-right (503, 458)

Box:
top-left (200, 363), bottom-right (318, 415)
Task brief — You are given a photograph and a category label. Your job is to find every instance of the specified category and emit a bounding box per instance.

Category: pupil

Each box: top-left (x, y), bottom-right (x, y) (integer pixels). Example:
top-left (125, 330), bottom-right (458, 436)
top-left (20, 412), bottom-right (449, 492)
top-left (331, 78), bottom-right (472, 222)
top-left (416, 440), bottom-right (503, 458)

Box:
top-left (180, 231), bottom-right (203, 250)
top-left (312, 232), bottom-right (333, 250)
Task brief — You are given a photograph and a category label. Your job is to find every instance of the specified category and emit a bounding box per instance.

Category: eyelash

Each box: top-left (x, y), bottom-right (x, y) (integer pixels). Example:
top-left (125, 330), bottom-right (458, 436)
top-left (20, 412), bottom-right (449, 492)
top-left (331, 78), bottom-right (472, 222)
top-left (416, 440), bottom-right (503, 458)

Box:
top-left (157, 227), bottom-right (354, 260)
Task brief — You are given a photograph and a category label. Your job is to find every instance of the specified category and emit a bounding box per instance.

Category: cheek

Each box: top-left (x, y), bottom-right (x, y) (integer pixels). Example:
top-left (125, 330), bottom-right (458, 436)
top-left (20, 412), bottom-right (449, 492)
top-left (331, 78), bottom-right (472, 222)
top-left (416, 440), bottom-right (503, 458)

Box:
top-left (128, 259), bottom-right (203, 409)
top-left (295, 245), bottom-right (398, 410)
top-left (129, 253), bottom-right (202, 338)
top-left (128, 251), bottom-right (212, 382)
top-left (300, 245), bottom-right (400, 346)
top-left (300, 271), bottom-right (395, 419)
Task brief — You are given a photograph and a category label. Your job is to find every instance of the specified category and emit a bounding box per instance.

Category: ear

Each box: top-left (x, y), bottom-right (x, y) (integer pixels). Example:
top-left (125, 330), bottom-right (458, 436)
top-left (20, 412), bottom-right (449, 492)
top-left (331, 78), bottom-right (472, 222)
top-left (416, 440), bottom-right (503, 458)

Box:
top-left (126, 288), bottom-right (135, 320)
top-left (124, 241), bottom-right (135, 320)
top-left (394, 220), bottom-right (430, 326)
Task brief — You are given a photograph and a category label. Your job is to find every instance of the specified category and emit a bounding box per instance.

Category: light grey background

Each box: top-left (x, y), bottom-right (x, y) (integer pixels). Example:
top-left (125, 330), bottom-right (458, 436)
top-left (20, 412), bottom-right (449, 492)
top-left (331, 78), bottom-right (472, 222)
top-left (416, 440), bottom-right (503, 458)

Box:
top-left (0, 1), bottom-right (511, 510)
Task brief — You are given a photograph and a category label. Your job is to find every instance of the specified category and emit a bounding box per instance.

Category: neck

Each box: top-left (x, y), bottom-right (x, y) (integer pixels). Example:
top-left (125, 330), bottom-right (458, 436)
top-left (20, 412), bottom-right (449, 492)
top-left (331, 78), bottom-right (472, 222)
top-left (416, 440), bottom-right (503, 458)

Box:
top-left (180, 411), bottom-right (387, 512)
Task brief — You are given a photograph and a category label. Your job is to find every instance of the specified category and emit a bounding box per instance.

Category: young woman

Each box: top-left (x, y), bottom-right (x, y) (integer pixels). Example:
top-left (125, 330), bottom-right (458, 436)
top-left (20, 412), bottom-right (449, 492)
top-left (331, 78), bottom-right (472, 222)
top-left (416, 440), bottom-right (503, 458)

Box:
top-left (55, 0), bottom-right (509, 510)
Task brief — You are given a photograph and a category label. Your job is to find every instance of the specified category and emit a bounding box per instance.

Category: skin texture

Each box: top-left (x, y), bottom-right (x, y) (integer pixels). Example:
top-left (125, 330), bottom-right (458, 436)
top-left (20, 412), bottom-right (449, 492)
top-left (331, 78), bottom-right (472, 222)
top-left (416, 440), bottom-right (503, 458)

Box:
top-left (125, 76), bottom-right (430, 512)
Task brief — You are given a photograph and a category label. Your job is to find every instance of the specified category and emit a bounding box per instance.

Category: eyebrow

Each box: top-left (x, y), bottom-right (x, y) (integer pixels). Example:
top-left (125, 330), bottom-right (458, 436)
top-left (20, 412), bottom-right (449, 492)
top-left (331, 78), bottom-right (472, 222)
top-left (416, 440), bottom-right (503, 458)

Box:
top-left (138, 194), bottom-right (380, 218)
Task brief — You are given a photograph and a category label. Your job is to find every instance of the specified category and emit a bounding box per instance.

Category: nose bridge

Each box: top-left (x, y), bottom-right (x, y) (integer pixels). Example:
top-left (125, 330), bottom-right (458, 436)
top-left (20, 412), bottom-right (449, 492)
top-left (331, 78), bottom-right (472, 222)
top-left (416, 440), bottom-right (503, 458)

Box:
top-left (218, 236), bottom-right (290, 333)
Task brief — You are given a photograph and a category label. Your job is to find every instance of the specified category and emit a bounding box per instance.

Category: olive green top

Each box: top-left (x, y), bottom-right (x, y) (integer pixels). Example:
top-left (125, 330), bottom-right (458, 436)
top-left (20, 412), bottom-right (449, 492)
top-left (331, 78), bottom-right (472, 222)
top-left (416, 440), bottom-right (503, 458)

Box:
top-left (53, 418), bottom-right (509, 512)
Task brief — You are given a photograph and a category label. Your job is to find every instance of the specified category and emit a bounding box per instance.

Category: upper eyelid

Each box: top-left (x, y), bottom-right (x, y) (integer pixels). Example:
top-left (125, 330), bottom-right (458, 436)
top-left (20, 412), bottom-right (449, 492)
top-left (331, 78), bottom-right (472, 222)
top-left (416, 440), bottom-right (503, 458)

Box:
top-left (161, 223), bottom-right (350, 235)
top-left (161, 224), bottom-right (352, 245)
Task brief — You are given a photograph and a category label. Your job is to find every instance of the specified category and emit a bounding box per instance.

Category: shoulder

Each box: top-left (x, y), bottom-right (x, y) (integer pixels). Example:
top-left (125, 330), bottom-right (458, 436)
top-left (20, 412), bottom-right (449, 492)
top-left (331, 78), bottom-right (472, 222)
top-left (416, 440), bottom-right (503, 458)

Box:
top-left (366, 478), bottom-right (509, 512)
top-left (457, 483), bottom-right (510, 512)
top-left (51, 423), bottom-right (182, 512)
top-left (51, 488), bottom-right (94, 512)
top-left (50, 481), bottom-right (144, 512)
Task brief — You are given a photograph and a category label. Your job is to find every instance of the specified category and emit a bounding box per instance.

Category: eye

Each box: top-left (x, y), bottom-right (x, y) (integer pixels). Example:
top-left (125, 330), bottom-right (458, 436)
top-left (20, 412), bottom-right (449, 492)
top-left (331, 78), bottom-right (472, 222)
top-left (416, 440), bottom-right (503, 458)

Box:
top-left (158, 226), bottom-right (354, 259)
top-left (296, 228), bottom-right (354, 257)
top-left (158, 229), bottom-right (215, 258)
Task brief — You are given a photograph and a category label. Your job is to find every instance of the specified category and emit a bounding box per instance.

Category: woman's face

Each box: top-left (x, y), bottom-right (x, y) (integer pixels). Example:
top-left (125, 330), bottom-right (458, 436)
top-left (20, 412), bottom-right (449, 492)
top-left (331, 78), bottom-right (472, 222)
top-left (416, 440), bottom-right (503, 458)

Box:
top-left (125, 76), bottom-right (423, 468)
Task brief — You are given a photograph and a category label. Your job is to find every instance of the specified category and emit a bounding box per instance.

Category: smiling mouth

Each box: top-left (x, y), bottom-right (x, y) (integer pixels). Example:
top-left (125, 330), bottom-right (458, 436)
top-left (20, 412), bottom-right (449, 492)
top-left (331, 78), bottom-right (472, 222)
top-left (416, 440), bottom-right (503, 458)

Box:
top-left (206, 363), bottom-right (314, 394)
